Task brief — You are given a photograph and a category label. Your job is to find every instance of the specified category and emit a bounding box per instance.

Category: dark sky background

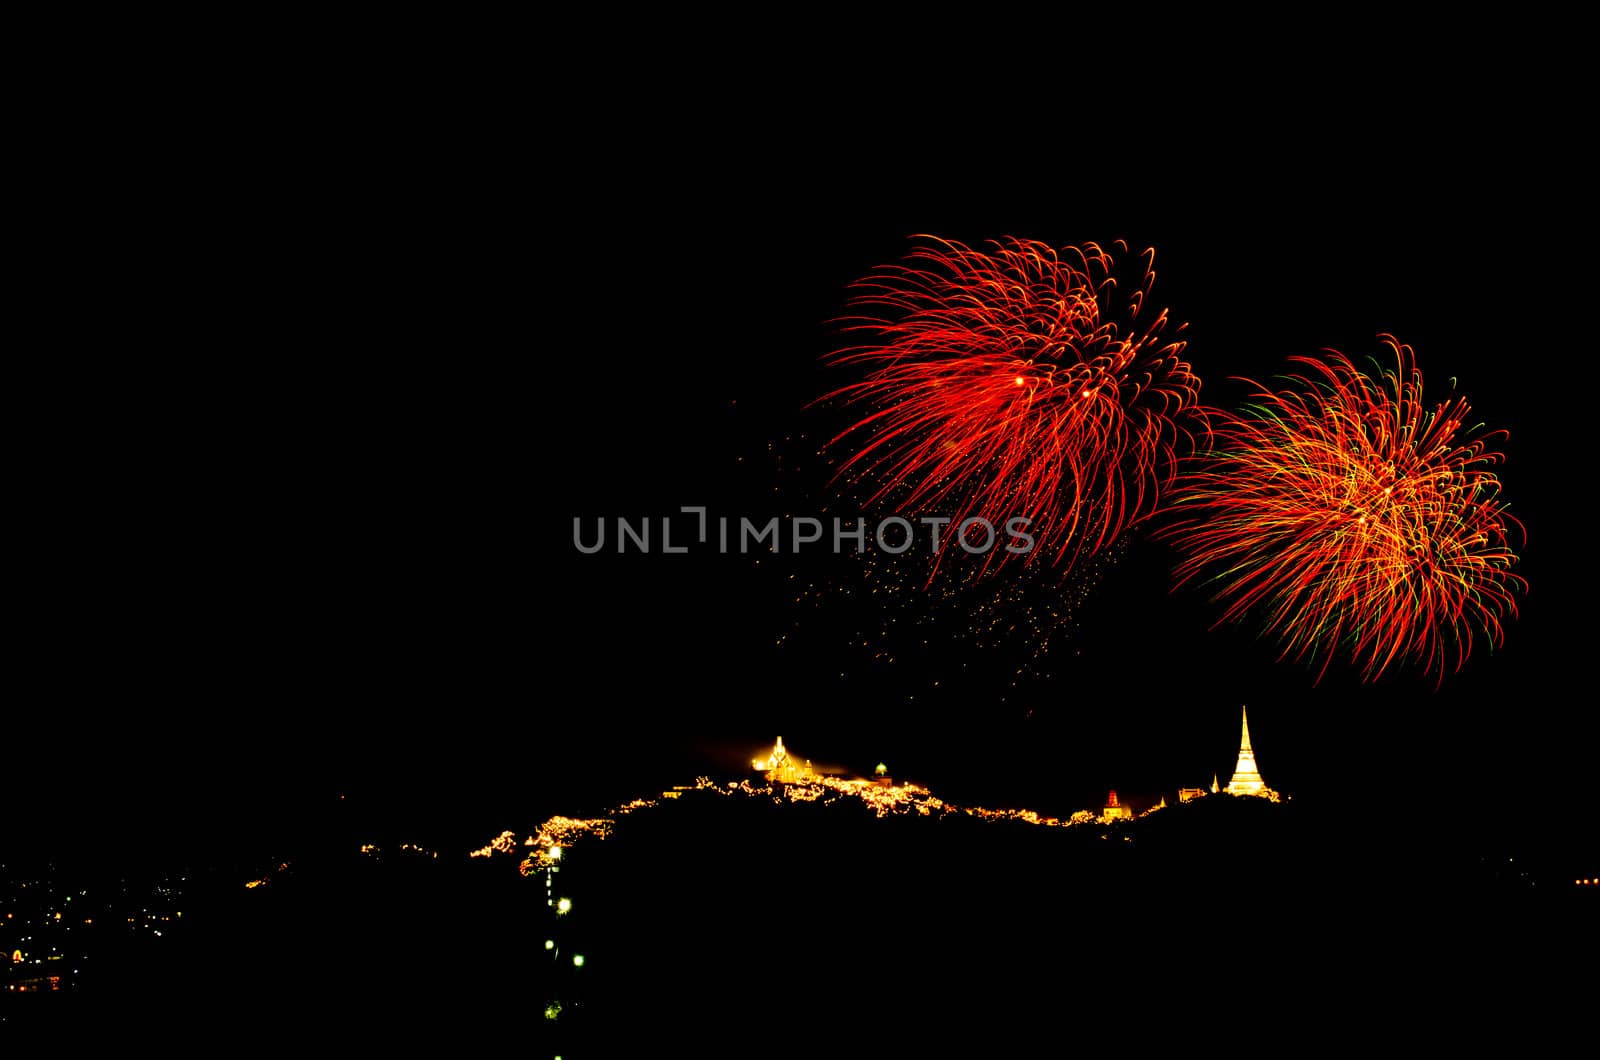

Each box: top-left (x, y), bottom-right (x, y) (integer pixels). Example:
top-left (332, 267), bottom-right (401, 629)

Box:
top-left (10, 94), bottom-right (1592, 874)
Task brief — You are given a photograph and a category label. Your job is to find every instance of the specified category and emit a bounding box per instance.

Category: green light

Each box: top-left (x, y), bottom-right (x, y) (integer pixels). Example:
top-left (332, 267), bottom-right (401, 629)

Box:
top-left (556, 897), bottom-right (572, 914)
top-left (544, 939), bottom-right (555, 950)
top-left (572, 954), bottom-right (586, 968)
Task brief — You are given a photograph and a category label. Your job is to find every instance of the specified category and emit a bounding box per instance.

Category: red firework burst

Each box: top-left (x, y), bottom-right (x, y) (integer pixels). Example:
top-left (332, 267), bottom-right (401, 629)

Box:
top-left (822, 236), bottom-right (1203, 570)
top-left (1162, 336), bottom-right (1525, 683)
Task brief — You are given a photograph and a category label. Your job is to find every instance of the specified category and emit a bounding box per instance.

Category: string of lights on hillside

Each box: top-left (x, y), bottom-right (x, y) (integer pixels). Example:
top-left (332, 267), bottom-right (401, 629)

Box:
top-left (516, 736), bottom-right (1222, 1032)
top-left (471, 741), bottom-right (1173, 877)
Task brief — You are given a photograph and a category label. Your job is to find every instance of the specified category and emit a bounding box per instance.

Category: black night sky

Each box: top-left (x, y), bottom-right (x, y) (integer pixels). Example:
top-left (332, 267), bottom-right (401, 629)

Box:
top-left (11, 97), bottom-right (1593, 889)
top-left (8, 59), bottom-right (1600, 1044)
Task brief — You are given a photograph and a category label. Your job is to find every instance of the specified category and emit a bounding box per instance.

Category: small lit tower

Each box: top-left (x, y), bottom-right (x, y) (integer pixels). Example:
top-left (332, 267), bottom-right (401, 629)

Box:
top-left (1102, 790), bottom-right (1134, 821)
top-left (1225, 707), bottom-right (1266, 796)
top-left (1224, 706), bottom-right (1279, 800)
top-left (752, 736), bottom-right (814, 783)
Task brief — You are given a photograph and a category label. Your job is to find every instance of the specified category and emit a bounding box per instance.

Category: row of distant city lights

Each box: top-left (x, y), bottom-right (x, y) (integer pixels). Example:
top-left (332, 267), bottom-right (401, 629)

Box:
top-left (1577, 879), bottom-right (1598, 886)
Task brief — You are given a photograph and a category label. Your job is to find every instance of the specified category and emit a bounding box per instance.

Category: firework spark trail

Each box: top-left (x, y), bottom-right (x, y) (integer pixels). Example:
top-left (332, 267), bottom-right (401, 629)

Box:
top-left (821, 237), bottom-right (1204, 573)
top-left (1162, 335), bottom-right (1525, 683)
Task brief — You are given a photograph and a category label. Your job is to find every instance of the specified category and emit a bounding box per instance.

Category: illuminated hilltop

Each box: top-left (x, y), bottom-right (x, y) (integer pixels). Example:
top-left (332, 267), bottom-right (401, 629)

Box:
top-left (480, 710), bottom-right (1285, 874)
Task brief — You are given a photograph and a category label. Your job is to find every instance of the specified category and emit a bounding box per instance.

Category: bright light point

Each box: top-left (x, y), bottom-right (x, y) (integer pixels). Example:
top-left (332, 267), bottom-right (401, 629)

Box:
top-left (544, 939), bottom-right (555, 950)
top-left (1014, 376), bottom-right (1025, 385)
top-left (556, 897), bottom-right (572, 914)
top-left (572, 954), bottom-right (586, 968)
top-left (548, 845), bottom-right (562, 860)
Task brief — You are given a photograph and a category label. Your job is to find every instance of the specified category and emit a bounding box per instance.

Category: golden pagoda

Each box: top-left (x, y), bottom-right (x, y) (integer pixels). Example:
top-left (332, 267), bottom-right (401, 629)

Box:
top-left (752, 736), bottom-right (817, 783)
top-left (1224, 707), bottom-right (1279, 800)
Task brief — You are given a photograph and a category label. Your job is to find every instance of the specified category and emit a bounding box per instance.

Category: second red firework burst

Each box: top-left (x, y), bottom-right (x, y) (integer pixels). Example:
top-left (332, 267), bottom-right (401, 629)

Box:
top-left (1161, 336), bottom-right (1525, 684)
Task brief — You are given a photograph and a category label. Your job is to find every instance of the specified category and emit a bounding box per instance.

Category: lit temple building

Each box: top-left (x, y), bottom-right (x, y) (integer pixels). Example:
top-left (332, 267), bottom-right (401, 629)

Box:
top-left (752, 736), bottom-right (818, 783)
top-left (1101, 790), bottom-right (1134, 821)
top-left (1173, 710), bottom-right (1283, 803)
top-left (1224, 707), bottom-right (1279, 801)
